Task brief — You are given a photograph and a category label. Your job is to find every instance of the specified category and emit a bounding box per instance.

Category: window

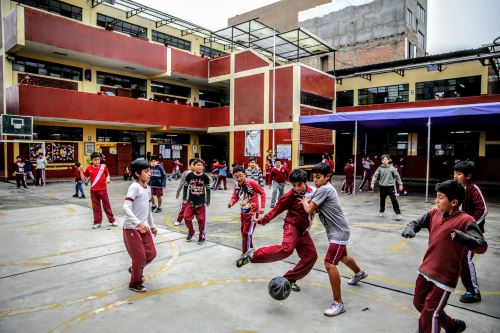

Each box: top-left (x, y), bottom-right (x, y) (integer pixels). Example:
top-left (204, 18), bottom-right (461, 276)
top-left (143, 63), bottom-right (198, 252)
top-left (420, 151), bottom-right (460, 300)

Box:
top-left (418, 3), bottom-right (426, 23)
top-left (96, 72), bottom-right (146, 98)
top-left (20, 0), bottom-right (82, 20)
top-left (33, 125), bottom-right (83, 141)
top-left (418, 31), bottom-right (425, 49)
top-left (336, 90), bottom-right (354, 107)
top-left (415, 76), bottom-right (481, 100)
top-left (406, 8), bottom-right (413, 29)
top-left (96, 129), bottom-right (145, 143)
top-left (300, 92), bottom-right (333, 110)
top-left (12, 56), bottom-right (82, 80)
top-left (358, 84), bottom-right (409, 105)
top-left (200, 45), bottom-right (226, 58)
top-left (320, 55), bottom-right (329, 71)
top-left (150, 133), bottom-right (190, 144)
top-left (199, 89), bottom-right (228, 108)
top-left (97, 14), bottom-right (147, 39)
top-left (151, 81), bottom-right (190, 98)
top-left (152, 30), bottom-right (191, 51)
top-left (406, 40), bottom-right (416, 59)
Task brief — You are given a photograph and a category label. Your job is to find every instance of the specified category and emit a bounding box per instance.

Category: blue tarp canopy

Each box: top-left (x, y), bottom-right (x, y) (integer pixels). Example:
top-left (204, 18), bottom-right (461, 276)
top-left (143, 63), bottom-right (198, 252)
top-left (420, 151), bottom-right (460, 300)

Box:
top-left (299, 102), bottom-right (500, 131)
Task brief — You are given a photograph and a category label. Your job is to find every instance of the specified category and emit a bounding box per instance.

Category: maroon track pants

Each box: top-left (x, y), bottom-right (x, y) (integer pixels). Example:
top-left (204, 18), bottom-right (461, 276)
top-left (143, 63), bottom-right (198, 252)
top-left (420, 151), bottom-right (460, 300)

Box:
top-left (90, 189), bottom-right (115, 224)
top-left (413, 274), bottom-right (456, 333)
top-left (241, 213), bottom-right (257, 254)
top-left (184, 204), bottom-right (206, 239)
top-left (123, 228), bottom-right (157, 286)
top-left (252, 223), bottom-right (317, 283)
top-left (177, 202), bottom-right (187, 222)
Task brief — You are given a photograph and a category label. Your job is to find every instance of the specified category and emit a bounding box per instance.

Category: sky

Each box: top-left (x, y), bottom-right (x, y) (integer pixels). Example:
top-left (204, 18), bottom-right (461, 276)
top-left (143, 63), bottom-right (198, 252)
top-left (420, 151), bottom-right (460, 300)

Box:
top-left (138, 0), bottom-right (500, 54)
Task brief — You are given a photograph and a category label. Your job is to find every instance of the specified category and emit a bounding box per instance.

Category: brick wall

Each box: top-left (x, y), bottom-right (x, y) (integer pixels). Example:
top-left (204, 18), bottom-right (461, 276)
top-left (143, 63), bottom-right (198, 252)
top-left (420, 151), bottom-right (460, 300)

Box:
top-left (18, 74), bottom-right (78, 91)
top-left (300, 106), bottom-right (332, 144)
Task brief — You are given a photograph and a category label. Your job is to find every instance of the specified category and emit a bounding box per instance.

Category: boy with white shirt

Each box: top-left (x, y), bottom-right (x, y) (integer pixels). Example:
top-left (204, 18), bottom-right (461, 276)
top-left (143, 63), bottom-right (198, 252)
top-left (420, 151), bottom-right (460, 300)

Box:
top-left (123, 159), bottom-right (158, 293)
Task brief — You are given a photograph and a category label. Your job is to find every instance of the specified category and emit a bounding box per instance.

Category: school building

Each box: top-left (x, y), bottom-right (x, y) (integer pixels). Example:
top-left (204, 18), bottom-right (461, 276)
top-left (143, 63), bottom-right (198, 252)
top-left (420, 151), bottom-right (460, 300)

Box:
top-left (0, 0), bottom-right (336, 179)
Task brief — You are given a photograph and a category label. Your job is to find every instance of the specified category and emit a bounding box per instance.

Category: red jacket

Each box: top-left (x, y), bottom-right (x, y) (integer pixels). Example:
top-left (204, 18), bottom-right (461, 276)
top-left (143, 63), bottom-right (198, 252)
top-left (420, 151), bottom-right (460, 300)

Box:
top-left (270, 166), bottom-right (289, 183)
top-left (229, 179), bottom-right (266, 214)
top-left (344, 164), bottom-right (354, 180)
top-left (462, 182), bottom-right (487, 232)
top-left (258, 185), bottom-right (314, 234)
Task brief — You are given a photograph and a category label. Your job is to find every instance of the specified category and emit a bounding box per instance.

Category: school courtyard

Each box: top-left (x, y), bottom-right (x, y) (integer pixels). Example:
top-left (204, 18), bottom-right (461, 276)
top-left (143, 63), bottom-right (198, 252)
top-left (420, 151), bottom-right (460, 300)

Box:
top-left (0, 177), bottom-right (499, 333)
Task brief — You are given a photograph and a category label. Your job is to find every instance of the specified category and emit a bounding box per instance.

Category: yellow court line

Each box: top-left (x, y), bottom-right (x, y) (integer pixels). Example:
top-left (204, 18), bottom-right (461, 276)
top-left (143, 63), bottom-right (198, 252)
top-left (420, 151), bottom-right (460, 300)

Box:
top-left (387, 240), bottom-right (412, 254)
top-left (0, 236), bottom-right (179, 318)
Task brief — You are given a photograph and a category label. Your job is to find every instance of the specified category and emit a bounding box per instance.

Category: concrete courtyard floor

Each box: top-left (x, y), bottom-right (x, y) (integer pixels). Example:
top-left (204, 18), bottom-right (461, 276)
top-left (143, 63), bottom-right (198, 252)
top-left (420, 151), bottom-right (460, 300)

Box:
top-left (0, 176), bottom-right (499, 333)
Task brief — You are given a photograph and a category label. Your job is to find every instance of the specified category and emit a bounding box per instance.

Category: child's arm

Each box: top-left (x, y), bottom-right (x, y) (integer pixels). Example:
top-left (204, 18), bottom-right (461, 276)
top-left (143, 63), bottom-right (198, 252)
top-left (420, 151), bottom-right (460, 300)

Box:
top-left (147, 201), bottom-right (157, 236)
top-left (393, 167), bottom-right (403, 190)
top-left (301, 197), bottom-right (318, 215)
top-left (471, 188), bottom-right (487, 224)
top-left (228, 186), bottom-right (238, 208)
top-left (176, 171), bottom-right (187, 198)
top-left (256, 183), bottom-right (266, 213)
top-left (256, 197), bottom-right (288, 225)
top-left (402, 212), bottom-right (430, 238)
top-left (451, 223), bottom-right (487, 254)
top-left (205, 176), bottom-right (211, 206)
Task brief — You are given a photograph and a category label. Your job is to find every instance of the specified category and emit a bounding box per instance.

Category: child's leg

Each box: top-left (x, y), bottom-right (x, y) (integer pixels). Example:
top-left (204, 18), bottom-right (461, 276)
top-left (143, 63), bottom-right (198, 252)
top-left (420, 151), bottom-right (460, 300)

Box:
top-left (252, 223), bottom-right (298, 261)
top-left (240, 214), bottom-right (257, 254)
top-left (176, 202), bottom-right (186, 222)
top-left (21, 175), bottom-right (26, 187)
top-left (270, 182), bottom-right (278, 206)
top-left (90, 191), bottom-right (103, 224)
top-left (78, 181), bottom-right (85, 197)
top-left (157, 195), bottom-right (162, 208)
top-left (123, 229), bottom-right (150, 287)
top-left (325, 262), bottom-right (342, 303)
top-left (284, 232), bottom-right (317, 283)
top-left (278, 182), bottom-right (285, 199)
top-left (379, 186), bottom-right (389, 212)
top-left (184, 204), bottom-right (196, 236)
top-left (41, 169), bottom-right (46, 185)
top-left (460, 250), bottom-right (480, 295)
top-left (100, 190), bottom-right (115, 222)
top-left (195, 206), bottom-right (206, 240)
top-left (74, 182), bottom-right (79, 195)
top-left (222, 176), bottom-right (227, 190)
top-left (15, 174), bottom-right (21, 188)
top-left (340, 255), bottom-right (361, 275)
top-left (387, 187), bottom-right (401, 214)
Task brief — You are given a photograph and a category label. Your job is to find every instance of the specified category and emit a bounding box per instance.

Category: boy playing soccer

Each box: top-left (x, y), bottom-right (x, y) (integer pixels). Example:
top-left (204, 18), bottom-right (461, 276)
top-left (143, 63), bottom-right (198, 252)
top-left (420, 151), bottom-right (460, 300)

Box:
top-left (182, 158), bottom-right (211, 244)
top-left (237, 169), bottom-right (317, 293)
top-left (453, 161), bottom-right (488, 303)
top-left (123, 159), bottom-right (158, 293)
top-left (402, 180), bottom-right (487, 332)
top-left (80, 152), bottom-right (116, 229)
top-left (228, 165), bottom-right (266, 254)
top-left (301, 162), bottom-right (367, 317)
top-left (175, 158), bottom-right (195, 226)
top-left (370, 154), bottom-right (403, 220)
top-left (149, 156), bottom-right (167, 213)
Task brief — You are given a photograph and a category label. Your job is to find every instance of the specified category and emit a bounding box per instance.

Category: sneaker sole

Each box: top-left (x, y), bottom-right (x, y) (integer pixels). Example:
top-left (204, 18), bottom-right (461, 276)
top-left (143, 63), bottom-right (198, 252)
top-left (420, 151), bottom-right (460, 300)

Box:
top-left (348, 273), bottom-right (368, 285)
top-left (324, 308), bottom-right (346, 317)
top-left (129, 287), bottom-right (147, 293)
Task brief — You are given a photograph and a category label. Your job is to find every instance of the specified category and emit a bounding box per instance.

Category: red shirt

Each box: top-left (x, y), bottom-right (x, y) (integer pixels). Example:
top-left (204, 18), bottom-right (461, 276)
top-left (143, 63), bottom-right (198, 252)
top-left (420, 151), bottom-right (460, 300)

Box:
top-left (229, 179), bottom-right (266, 214)
top-left (344, 164), bottom-right (354, 180)
top-left (73, 166), bottom-right (82, 181)
top-left (270, 166), bottom-right (289, 183)
top-left (84, 164), bottom-right (109, 191)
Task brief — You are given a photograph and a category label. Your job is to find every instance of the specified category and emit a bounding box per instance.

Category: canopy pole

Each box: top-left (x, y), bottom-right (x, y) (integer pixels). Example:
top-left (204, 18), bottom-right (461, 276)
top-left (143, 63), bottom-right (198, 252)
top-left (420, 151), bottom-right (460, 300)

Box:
top-left (272, 28), bottom-right (276, 155)
top-left (353, 120), bottom-right (358, 195)
top-left (425, 117), bottom-right (431, 203)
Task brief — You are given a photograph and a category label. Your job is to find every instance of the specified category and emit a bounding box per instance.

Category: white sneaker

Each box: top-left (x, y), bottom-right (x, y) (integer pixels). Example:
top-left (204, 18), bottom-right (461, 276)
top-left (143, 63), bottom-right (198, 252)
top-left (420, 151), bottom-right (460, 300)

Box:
top-left (110, 222), bottom-right (118, 227)
top-left (92, 224), bottom-right (101, 229)
top-left (348, 270), bottom-right (368, 285)
top-left (324, 301), bottom-right (346, 317)
top-left (379, 212), bottom-right (384, 217)
top-left (395, 214), bottom-right (402, 221)
top-left (174, 221), bottom-right (181, 226)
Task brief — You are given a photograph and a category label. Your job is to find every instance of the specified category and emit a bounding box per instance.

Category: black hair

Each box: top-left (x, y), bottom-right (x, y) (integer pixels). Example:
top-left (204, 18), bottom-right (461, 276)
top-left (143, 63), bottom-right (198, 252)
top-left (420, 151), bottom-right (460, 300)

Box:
top-left (188, 158), bottom-right (196, 165)
top-left (248, 157), bottom-right (256, 163)
top-left (90, 152), bottom-right (100, 159)
top-left (347, 158), bottom-right (353, 164)
top-left (150, 155), bottom-right (158, 161)
top-left (289, 169), bottom-right (308, 183)
top-left (435, 180), bottom-right (465, 205)
top-left (75, 162), bottom-right (81, 167)
top-left (311, 162), bottom-right (331, 176)
top-left (192, 158), bottom-right (205, 166)
top-left (16, 155), bottom-right (21, 159)
top-left (453, 160), bottom-right (475, 177)
top-left (232, 164), bottom-right (245, 174)
top-left (221, 160), bottom-right (226, 165)
top-left (131, 159), bottom-right (150, 180)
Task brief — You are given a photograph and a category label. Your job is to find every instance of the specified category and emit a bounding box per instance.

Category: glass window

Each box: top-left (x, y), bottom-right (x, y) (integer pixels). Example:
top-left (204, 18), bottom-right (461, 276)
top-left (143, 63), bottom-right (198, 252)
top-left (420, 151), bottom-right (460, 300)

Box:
top-left (358, 84), bottom-right (409, 105)
top-left (22, 0), bottom-right (82, 20)
top-left (418, 31), bottom-right (425, 49)
top-left (33, 125), bottom-right (83, 141)
top-left (407, 40), bottom-right (416, 59)
top-left (152, 30), bottom-right (191, 51)
top-left (418, 3), bottom-right (426, 23)
top-left (96, 13), bottom-right (147, 39)
top-left (200, 45), bottom-right (226, 58)
top-left (415, 76), bottom-right (481, 100)
top-left (151, 81), bottom-right (191, 98)
top-left (406, 8), bottom-right (413, 29)
top-left (97, 72), bottom-right (146, 98)
top-left (12, 56), bottom-right (82, 80)
top-left (300, 92), bottom-right (333, 110)
top-left (336, 90), bottom-right (354, 107)
top-left (150, 132), bottom-right (190, 144)
top-left (96, 129), bottom-right (145, 143)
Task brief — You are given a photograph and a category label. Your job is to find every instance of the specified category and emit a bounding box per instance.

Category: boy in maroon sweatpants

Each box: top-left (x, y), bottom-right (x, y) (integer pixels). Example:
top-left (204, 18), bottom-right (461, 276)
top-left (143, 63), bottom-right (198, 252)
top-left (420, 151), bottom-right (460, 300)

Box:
top-left (402, 180), bottom-right (487, 333)
top-left (237, 169), bottom-right (318, 293)
top-left (228, 165), bottom-right (266, 254)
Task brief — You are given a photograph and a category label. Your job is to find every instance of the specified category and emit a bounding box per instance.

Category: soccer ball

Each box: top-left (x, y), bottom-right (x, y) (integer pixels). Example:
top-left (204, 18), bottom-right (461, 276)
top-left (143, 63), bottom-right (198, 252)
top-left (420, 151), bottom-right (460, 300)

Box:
top-left (268, 276), bottom-right (291, 301)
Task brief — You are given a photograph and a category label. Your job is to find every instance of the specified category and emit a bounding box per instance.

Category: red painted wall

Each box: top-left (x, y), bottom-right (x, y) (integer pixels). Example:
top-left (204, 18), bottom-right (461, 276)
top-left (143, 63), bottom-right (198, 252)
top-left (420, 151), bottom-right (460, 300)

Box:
top-left (234, 74), bottom-right (264, 125)
top-left (269, 67), bottom-right (293, 123)
top-left (301, 67), bottom-right (334, 99)
top-left (209, 56), bottom-right (230, 77)
top-left (208, 106), bottom-right (230, 127)
top-left (7, 85), bottom-right (211, 129)
top-left (24, 8), bottom-right (166, 71)
top-left (171, 48), bottom-right (208, 79)
top-left (337, 95), bottom-right (500, 112)
top-left (233, 130), bottom-right (265, 168)
top-left (235, 50), bottom-right (269, 73)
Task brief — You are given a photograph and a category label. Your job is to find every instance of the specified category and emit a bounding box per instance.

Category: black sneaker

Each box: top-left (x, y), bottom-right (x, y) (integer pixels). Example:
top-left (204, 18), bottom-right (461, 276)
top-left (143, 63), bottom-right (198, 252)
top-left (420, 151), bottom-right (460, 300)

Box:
top-left (452, 319), bottom-right (466, 332)
top-left (186, 233), bottom-right (194, 242)
top-left (155, 207), bottom-right (162, 213)
top-left (459, 291), bottom-right (481, 303)
top-left (129, 284), bottom-right (147, 293)
top-left (128, 266), bottom-right (144, 282)
top-left (291, 282), bottom-right (301, 292)
top-left (198, 237), bottom-right (205, 245)
top-left (151, 205), bottom-right (157, 212)
top-left (236, 248), bottom-right (254, 267)
top-left (80, 195), bottom-right (86, 199)
top-left (72, 194), bottom-right (78, 198)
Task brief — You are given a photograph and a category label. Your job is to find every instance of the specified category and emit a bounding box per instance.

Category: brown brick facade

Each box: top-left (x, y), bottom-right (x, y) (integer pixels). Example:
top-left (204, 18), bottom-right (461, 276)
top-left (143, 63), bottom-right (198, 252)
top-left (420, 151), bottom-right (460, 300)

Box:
top-left (300, 106), bottom-right (332, 144)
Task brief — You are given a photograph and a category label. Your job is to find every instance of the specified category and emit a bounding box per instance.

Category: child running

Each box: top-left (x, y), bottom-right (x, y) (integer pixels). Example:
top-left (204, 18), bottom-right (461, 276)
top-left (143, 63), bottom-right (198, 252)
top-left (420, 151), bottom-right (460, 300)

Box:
top-left (80, 152), bottom-right (116, 229)
top-left (228, 165), bottom-right (266, 254)
top-left (453, 161), bottom-right (488, 303)
top-left (402, 180), bottom-right (487, 332)
top-left (149, 156), bottom-right (167, 213)
top-left (123, 159), bottom-right (158, 293)
top-left (301, 162), bottom-right (367, 317)
top-left (370, 154), bottom-right (403, 220)
top-left (237, 169), bottom-right (317, 293)
top-left (175, 158), bottom-right (195, 226)
top-left (182, 158), bottom-right (211, 244)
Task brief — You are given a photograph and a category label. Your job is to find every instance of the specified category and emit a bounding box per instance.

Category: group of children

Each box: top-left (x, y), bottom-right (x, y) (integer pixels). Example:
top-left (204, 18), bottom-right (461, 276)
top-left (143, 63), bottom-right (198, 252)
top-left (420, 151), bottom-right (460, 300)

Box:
top-left (11, 153), bottom-right (48, 188)
top-left (70, 151), bottom-right (488, 330)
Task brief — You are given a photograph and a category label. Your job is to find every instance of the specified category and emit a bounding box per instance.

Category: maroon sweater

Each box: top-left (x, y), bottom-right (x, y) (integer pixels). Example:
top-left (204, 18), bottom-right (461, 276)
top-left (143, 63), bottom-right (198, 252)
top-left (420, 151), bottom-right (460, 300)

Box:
top-left (270, 166), bottom-right (289, 183)
top-left (258, 186), bottom-right (314, 234)
top-left (405, 208), bottom-right (487, 288)
top-left (463, 182), bottom-right (487, 232)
